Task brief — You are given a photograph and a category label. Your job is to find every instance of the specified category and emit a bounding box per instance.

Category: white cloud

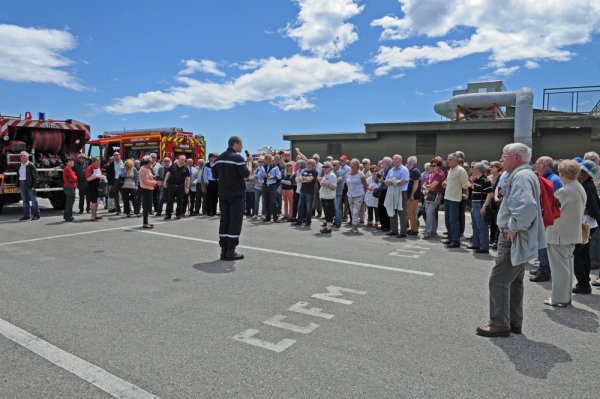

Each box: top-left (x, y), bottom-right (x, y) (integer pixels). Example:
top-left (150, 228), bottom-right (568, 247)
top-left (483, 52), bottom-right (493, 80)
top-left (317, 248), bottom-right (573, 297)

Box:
top-left (272, 96), bottom-right (316, 111)
top-left (524, 60), bottom-right (540, 69)
top-left (0, 24), bottom-right (85, 90)
top-left (104, 55), bottom-right (368, 114)
top-left (491, 66), bottom-right (519, 76)
top-left (285, 0), bottom-right (365, 58)
top-left (178, 114), bottom-right (191, 119)
top-left (179, 59), bottom-right (225, 77)
top-left (372, 0), bottom-right (600, 75)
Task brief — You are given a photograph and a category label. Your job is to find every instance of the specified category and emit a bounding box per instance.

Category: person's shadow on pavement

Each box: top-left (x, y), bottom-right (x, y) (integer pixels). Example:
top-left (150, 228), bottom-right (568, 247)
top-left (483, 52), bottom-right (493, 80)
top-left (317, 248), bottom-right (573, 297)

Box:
top-left (543, 307), bottom-right (599, 333)
top-left (193, 260), bottom-right (236, 274)
top-left (492, 335), bottom-right (572, 379)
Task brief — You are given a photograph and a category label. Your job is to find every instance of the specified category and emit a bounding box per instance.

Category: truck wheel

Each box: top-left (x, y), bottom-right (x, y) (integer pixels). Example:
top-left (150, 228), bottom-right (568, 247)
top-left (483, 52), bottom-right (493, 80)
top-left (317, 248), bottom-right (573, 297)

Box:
top-left (49, 192), bottom-right (66, 210)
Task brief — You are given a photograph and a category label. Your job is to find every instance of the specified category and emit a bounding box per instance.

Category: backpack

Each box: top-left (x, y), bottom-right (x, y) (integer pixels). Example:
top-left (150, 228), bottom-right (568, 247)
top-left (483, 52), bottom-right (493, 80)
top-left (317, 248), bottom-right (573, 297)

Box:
top-left (538, 175), bottom-right (560, 227)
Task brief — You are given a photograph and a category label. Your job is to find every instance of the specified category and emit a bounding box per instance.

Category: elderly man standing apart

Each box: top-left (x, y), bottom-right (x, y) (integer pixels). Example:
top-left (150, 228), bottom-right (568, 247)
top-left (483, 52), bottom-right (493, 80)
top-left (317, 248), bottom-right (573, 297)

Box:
top-left (442, 153), bottom-right (469, 248)
top-left (384, 154), bottom-right (409, 238)
top-left (477, 143), bottom-right (545, 337)
top-left (543, 160), bottom-right (586, 307)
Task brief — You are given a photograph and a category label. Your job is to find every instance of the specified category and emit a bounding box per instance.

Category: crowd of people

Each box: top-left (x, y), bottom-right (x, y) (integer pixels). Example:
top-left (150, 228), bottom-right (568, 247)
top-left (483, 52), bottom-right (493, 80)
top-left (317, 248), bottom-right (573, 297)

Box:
top-left (15, 142), bottom-right (600, 330)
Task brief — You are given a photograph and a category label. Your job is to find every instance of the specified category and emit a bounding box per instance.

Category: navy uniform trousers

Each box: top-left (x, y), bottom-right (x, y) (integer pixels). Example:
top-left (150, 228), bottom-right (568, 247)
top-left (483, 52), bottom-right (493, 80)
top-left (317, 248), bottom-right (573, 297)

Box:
top-left (219, 196), bottom-right (244, 250)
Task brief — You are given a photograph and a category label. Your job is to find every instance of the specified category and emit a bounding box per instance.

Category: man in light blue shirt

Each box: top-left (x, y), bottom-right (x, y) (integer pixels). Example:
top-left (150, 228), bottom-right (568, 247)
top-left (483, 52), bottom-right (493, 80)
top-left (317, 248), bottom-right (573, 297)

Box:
top-left (260, 154), bottom-right (282, 222)
top-left (385, 154), bottom-right (409, 237)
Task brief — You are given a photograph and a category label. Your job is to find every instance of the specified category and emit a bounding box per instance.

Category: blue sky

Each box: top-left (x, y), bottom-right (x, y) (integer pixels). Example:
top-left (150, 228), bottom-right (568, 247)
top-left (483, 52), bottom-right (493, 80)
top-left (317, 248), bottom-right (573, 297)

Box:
top-left (1, 0), bottom-right (599, 155)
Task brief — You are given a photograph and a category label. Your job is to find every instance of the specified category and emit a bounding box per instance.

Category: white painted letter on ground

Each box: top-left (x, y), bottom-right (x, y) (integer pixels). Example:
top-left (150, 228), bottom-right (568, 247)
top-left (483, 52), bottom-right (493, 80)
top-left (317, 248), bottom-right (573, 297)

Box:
top-left (288, 301), bottom-right (335, 319)
top-left (232, 329), bottom-right (296, 353)
top-left (263, 315), bottom-right (319, 334)
top-left (311, 286), bottom-right (367, 305)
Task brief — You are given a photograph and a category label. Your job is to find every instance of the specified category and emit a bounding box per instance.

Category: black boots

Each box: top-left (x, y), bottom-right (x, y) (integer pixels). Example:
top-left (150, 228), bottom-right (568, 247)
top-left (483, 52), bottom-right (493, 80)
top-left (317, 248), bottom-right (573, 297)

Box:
top-left (221, 247), bottom-right (244, 261)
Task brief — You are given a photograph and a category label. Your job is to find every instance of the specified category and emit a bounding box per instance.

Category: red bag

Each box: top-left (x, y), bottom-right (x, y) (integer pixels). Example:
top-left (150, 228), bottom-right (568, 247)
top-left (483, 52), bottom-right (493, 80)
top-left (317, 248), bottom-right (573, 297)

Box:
top-left (538, 175), bottom-right (560, 227)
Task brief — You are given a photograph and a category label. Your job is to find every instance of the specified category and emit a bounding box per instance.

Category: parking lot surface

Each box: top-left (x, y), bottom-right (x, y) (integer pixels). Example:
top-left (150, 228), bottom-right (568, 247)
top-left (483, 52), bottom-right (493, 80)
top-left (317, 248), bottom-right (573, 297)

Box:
top-left (1, 200), bottom-right (599, 398)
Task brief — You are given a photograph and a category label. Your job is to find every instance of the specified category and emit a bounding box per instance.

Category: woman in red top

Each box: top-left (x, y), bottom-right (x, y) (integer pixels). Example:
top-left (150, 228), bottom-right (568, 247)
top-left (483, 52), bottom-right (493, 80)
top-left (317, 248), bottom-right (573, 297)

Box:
top-left (139, 156), bottom-right (158, 228)
top-left (86, 157), bottom-right (104, 221)
top-left (62, 158), bottom-right (77, 222)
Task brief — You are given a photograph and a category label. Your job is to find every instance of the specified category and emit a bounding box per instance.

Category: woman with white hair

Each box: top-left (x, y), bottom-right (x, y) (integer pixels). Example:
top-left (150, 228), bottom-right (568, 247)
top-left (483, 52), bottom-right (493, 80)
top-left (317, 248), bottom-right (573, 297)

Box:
top-left (345, 158), bottom-right (368, 233)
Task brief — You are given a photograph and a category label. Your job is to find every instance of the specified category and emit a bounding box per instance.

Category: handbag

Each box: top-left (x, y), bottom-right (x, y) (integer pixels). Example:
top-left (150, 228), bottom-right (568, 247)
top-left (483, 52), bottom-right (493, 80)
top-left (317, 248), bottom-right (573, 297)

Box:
top-left (372, 186), bottom-right (383, 199)
top-left (425, 192), bottom-right (438, 203)
top-left (582, 223), bottom-right (591, 245)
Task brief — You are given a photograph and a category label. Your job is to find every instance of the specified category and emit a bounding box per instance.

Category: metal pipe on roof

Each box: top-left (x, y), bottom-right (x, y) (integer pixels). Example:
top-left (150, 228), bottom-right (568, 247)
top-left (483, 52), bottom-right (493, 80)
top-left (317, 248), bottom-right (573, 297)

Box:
top-left (433, 87), bottom-right (534, 148)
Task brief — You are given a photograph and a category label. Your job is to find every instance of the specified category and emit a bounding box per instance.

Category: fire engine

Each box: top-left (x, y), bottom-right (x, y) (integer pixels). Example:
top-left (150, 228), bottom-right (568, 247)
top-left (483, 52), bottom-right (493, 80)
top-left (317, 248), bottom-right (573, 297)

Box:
top-left (0, 112), bottom-right (90, 213)
top-left (86, 127), bottom-right (205, 164)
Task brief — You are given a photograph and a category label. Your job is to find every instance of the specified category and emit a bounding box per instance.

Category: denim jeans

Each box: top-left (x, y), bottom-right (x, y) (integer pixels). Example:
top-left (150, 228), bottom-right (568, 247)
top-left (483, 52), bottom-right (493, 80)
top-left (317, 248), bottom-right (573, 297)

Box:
top-left (471, 203), bottom-right (489, 250)
top-left (254, 187), bottom-right (262, 216)
top-left (19, 181), bottom-right (39, 218)
top-left (424, 194), bottom-right (441, 237)
top-left (538, 247), bottom-right (550, 274)
top-left (335, 194), bottom-right (343, 225)
top-left (444, 199), bottom-right (461, 245)
top-left (297, 192), bottom-right (314, 225)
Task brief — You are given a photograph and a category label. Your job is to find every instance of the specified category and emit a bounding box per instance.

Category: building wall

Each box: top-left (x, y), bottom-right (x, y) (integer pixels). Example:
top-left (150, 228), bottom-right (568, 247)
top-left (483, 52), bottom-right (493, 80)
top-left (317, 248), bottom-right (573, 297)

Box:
top-left (288, 118), bottom-right (600, 167)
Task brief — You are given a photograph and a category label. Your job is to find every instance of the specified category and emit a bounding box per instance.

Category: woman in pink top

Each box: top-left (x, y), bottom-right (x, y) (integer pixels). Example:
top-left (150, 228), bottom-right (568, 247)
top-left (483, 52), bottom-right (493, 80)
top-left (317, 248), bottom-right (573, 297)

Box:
top-left (139, 156), bottom-right (158, 228)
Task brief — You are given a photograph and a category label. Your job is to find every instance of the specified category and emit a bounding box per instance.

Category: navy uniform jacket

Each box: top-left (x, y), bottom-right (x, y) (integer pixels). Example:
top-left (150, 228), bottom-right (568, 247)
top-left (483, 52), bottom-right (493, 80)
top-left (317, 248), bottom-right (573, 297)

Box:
top-left (213, 148), bottom-right (250, 197)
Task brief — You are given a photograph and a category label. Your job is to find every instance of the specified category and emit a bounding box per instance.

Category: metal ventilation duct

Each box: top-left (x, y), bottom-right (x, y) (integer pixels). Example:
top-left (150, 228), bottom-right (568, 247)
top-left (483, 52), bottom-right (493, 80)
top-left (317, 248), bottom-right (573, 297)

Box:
top-left (434, 87), bottom-right (534, 148)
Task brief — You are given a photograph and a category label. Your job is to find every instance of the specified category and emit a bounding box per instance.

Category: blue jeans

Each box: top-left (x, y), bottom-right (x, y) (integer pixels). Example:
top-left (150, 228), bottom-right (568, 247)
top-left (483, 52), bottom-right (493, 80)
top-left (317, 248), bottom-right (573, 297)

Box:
top-left (538, 247), bottom-right (550, 274)
top-left (471, 203), bottom-right (489, 250)
top-left (19, 181), bottom-right (39, 218)
top-left (444, 199), bottom-right (461, 245)
top-left (335, 194), bottom-right (343, 225)
top-left (297, 192), bottom-right (314, 225)
top-left (254, 188), bottom-right (262, 216)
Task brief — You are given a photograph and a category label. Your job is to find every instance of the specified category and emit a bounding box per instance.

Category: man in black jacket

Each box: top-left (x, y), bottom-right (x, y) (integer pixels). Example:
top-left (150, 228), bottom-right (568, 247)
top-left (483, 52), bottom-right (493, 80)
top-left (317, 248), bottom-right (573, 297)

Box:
top-left (18, 151), bottom-right (40, 220)
top-left (213, 136), bottom-right (252, 261)
top-left (73, 153), bottom-right (90, 213)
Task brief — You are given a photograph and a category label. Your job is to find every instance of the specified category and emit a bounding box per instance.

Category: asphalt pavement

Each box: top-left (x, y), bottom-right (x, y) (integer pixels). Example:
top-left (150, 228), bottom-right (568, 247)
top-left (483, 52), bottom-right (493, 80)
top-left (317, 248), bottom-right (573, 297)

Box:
top-left (1, 199), bottom-right (599, 398)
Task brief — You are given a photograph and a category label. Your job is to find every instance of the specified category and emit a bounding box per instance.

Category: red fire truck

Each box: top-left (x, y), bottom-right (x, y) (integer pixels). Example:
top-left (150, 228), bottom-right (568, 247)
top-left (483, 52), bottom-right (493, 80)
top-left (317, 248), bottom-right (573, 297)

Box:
top-left (86, 127), bottom-right (205, 164)
top-left (0, 112), bottom-right (90, 212)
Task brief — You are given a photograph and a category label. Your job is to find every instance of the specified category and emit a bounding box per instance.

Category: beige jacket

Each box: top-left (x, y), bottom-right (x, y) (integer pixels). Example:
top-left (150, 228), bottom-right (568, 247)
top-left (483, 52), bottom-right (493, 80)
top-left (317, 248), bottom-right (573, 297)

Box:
top-left (546, 180), bottom-right (587, 245)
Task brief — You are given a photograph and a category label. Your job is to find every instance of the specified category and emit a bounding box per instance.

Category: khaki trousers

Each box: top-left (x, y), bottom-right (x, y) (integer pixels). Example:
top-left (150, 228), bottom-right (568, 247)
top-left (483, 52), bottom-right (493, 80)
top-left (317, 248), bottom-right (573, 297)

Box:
top-left (406, 198), bottom-right (419, 232)
top-left (547, 243), bottom-right (575, 304)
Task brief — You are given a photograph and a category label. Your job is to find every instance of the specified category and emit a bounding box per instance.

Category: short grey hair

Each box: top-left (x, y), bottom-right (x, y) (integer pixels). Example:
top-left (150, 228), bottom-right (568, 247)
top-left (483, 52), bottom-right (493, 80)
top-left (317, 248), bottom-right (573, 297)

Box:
top-left (424, 162), bottom-right (431, 169)
top-left (454, 150), bottom-right (465, 160)
top-left (584, 151), bottom-right (600, 161)
top-left (332, 160), bottom-right (340, 166)
top-left (503, 143), bottom-right (532, 163)
top-left (447, 153), bottom-right (460, 162)
top-left (473, 162), bottom-right (488, 174)
top-left (361, 158), bottom-right (370, 164)
top-left (407, 156), bottom-right (417, 166)
top-left (382, 156), bottom-right (393, 164)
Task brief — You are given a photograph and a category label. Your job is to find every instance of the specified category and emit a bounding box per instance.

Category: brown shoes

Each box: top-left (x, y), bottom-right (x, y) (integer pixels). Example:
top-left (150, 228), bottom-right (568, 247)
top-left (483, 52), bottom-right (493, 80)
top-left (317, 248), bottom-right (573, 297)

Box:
top-left (476, 324), bottom-right (511, 337)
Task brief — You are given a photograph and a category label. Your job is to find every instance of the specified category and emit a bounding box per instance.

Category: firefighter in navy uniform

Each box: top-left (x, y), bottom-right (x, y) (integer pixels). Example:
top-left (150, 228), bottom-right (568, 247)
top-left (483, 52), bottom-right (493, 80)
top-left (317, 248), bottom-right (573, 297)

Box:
top-left (212, 136), bottom-right (252, 261)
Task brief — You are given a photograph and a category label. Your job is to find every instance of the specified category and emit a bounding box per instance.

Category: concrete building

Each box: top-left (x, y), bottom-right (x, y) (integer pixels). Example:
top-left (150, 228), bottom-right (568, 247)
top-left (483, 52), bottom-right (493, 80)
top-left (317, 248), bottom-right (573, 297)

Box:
top-left (284, 83), bottom-right (600, 165)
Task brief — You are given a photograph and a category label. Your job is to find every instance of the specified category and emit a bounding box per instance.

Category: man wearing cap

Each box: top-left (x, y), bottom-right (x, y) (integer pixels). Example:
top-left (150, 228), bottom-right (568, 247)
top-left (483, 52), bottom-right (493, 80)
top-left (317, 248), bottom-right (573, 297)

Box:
top-left (213, 136), bottom-right (252, 260)
top-left (204, 153), bottom-right (219, 216)
top-left (74, 153), bottom-right (90, 214)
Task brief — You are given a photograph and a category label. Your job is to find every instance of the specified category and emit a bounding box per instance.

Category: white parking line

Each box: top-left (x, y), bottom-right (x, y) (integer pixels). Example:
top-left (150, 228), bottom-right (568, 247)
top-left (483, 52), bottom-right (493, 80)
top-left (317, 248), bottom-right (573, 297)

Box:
top-left (0, 318), bottom-right (161, 399)
top-left (136, 230), bottom-right (434, 276)
top-left (0, 222), bottom-right (170, 246)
